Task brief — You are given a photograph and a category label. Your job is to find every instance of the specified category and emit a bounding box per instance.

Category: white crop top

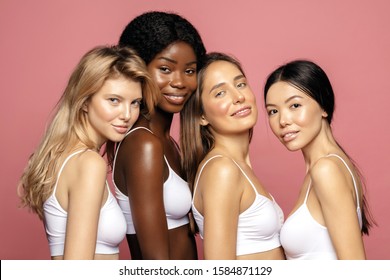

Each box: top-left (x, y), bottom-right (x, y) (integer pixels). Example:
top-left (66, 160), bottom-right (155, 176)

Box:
top-left (192, 155), bottom-right (284, 256)
top-left (280, 154), bottom-right (363, 260)
top-left (43, 150), bottom-right (127, 257)
top-left (112, 127), bottom-right (191, 234)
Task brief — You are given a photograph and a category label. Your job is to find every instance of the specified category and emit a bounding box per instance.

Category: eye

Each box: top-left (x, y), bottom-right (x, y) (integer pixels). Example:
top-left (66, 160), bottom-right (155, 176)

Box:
top-left (237, 82), bottom-right (247, 88)
top-left (215, 90), bottom-right (226, 98)
top-left (131, 98), bottom-right (142, 108)
top-left (291, 103), bottom-right (301, 109)
top-left (185, 68), bottom-right (196, 75)
top-left (109, 97), bottom-right (119, 104)
top-left (159, 66), bottom-right (171, 73)
top-left (268, 109), bottom-right (278, 116)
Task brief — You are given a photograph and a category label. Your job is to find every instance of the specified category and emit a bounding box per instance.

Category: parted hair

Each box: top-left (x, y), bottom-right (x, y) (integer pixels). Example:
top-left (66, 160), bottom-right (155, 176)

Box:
top-left (18, 45), bottom-right (159, 219)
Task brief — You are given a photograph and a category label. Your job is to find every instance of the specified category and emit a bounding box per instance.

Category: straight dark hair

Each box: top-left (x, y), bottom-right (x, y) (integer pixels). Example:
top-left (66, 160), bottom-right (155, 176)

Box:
top-left (264, 60), bottom-right (376, 235)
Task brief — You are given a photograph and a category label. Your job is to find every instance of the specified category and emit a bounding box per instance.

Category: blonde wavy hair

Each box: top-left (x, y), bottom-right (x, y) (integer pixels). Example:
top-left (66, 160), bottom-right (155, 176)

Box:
top-left (18, 45), bottom-right (159, 219)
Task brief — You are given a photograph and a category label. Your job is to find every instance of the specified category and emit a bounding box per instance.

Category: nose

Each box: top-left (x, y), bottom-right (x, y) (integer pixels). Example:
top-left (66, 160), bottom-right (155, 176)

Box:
top-left (279, 110), bottom-right (291, 127)
top-left (233, 89), bottom-right (245, 104)
top-left (169, 72), bottom-right (185, 89)
top-left (120, 104), bottom-right (131, 122)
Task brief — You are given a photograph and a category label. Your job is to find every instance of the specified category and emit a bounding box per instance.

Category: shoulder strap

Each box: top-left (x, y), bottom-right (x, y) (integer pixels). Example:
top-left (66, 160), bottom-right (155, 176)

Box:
top-left (112, 126), bottom-right (153, 179)
top-left (326, 154), bottom-right (360, 209)
top-left (229, 158), bottom-right (259, 195)
top-left (193, 155), bottom-right (223, 197)
top-left (53, 150), bottom-right (90, 194)
top-left (128, 126), bottom-right (153, 135)
top-left (193, 155), bottom-right (259, 196)
top-left (303, 180), bottom-right (312, 204)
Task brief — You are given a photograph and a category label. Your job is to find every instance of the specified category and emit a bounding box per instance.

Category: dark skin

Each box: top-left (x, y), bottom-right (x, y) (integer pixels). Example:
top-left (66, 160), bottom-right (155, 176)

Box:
top-left (113, 42), bottom-right (198, 260)
top-left (114, 113), bottom-right (197, 260)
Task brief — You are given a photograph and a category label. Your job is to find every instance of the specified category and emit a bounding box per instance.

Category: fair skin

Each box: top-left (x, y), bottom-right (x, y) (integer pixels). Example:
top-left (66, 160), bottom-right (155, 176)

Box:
top-left (53, 77), bottom-right (142, 260)
top-left (114, 42), bottom-right (198, 259)
top-left (265, 81), bottom-right (365, 259)
top-left (194, 61), bottom-right (285, 260)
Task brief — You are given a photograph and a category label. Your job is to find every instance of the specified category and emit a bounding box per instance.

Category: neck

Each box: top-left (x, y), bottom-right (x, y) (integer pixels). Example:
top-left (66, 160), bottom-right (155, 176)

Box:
top-left (148, 107), bottom-right (175, 138)
top-left (302, 120), bottom-right (339, 171)
top-left (212, 132), bottom-right (251, 165)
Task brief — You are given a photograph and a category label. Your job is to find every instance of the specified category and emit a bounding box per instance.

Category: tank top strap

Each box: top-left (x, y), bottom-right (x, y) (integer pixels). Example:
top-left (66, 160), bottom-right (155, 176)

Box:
top-left (193, 155), bottom-right (223, 196)
top-left (112, 126), bottom-right (154, 179)
top-left (53, 149), bottom-right (90, 195)
top-left (128, 126), bottom-right (153, 135)
top-left (193, 155), bottom-right (258, 196)
top-left (229, 158), bottom-right (259, 195)
top-left (326, 154), bottom-right (360, 209)
top-left (303, 180), bottom-right (312, 204)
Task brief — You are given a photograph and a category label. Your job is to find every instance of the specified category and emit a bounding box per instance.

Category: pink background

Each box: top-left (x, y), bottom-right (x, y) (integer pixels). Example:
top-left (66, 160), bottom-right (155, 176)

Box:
top-left (0, 0), bottom-right (389, 259)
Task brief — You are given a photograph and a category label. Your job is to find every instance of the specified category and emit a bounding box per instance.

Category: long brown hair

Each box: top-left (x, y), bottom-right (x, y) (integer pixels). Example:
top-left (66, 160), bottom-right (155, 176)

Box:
top-left (180, 52), bottom-right (252, 189)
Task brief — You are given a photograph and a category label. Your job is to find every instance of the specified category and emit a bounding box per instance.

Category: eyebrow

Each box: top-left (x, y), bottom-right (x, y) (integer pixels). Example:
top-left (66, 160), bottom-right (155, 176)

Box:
top-left (157, 56), bottom-right (197, 66)
top-left (208, 74), bottom-right (245, 94)
top-left (265, 95), bottom-right (303, 107)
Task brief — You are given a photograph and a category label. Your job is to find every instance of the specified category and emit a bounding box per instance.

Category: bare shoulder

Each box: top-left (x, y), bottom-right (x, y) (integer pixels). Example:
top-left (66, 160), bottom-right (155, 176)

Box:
top-left (76, 150), bottom-right (106, 172)
top-left (202, 156), bottom-right (240, 175)
top-left (310, 156), bottom-right (349, 196)
top-left (311, 156), bottom-right (341, 177)
top-left (199, 156), bottom-right (242, 193)
top-left (69, 150), bottom-right (107, 189)
top-left (119, 128), bottom-right (163, 159)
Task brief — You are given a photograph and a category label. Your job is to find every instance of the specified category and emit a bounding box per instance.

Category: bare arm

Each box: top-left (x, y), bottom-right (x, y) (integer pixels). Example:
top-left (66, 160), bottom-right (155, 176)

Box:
top-left (119, 131), bottom-right (170, 259)
top-left (63, 151), bottom-right (107, 259)
top-left (199, 157), bottom-right (243, 260)
top-left (311, 158), bottom-right (366, 259)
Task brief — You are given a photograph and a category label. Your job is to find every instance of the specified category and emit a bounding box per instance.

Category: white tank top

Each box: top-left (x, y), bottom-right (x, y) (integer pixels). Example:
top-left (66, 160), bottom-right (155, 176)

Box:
top-left (112, 127), bottom-right (191, 234)
top-left (43, 150), bottom-right (127, 256)
top-left (280, 154), bottom-right (363, 259)
top-left (192, 155), bottom-right (284, 256)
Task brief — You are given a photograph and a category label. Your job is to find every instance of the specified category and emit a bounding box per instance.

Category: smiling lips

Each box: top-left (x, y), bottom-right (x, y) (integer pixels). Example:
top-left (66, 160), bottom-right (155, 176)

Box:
top-left (112, 125), bottom-right (129, 134)
top-left (281, 131), bottom-right (298, 142)
top-left (163, 93), bottom-right (186, 105)
top-left (231, 106), bottom-right (251, 117)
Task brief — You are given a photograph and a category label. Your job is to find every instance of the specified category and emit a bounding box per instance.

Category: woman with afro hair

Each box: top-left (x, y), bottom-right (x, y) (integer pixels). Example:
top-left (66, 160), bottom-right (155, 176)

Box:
top-left (110, 11), bottom-right (206, 260)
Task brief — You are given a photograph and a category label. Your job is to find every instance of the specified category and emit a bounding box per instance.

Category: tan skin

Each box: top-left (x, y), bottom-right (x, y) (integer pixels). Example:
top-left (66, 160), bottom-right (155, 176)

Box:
top-left (266, 81), bottom-right (365, 259)
top-left (193, 61), bottom-right (285, 260)
top-left (114, 42), bottom-right (198, 259)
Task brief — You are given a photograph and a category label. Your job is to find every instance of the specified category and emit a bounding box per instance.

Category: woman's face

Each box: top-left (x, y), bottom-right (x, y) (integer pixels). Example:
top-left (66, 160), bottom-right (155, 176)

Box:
top-left (265, 81), bottom-right (328, 151)
top-left (147, 41), bottom-right (197, 114)
top-left (200, 60), bottom-right (257, 136)
top-left (84, 76), bottom-right (142, 147)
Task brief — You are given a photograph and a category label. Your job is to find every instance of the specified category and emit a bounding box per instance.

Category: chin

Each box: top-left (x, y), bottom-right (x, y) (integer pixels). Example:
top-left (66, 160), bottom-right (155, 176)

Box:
top-left (282, 142), bottom-right (302, 152)
top-left (286, 147), bottom-right (300, 152)
top-left (109, 135), bottom-right (126, 143)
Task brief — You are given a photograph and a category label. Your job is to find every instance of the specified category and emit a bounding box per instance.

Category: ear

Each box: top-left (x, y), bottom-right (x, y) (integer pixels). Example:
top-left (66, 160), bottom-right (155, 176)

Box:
top-left (199, 115), bottom-right (209, 126)
top-left (322, 110), bottom-right (328, 118)
top-left (82, 100), bottom-right (89, 113)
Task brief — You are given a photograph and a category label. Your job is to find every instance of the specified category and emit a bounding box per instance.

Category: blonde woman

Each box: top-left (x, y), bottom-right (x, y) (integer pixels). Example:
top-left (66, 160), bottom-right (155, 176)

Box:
top-left (18, 46), bottom-right (159, 260)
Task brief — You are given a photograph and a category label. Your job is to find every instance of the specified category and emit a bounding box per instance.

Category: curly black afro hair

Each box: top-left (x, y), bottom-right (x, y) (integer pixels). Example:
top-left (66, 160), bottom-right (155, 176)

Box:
top-left (119, 11), bottom-right (206, 70)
